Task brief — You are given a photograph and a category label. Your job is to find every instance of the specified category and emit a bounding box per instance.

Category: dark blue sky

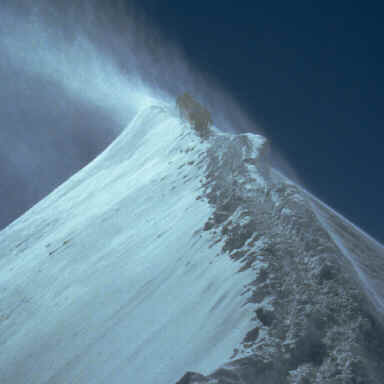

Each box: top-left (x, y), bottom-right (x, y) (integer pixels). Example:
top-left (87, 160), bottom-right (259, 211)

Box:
top-left (139, 1), bottom-right (384, 242)
top-left (0, 1), bottom-right (382, 244)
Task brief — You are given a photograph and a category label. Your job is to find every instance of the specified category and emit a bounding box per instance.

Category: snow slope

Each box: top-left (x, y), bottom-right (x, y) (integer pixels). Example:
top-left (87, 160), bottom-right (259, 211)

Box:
top-left (0, 106), bottom-right (262, 384)
top-left (1, 105), bottom-right (384, 384)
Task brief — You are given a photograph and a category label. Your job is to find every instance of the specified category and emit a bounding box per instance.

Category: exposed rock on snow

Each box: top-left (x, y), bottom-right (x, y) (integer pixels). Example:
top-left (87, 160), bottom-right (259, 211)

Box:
top-left (177, 114), bottom-right (384, 383)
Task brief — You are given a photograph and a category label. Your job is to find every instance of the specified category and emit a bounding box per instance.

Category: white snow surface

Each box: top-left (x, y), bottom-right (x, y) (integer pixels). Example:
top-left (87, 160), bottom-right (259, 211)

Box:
top-left (0, 106), bottom-right (259, 384)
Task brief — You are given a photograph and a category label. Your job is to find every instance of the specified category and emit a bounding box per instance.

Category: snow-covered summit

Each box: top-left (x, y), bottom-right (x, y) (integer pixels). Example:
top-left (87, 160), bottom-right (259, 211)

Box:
top-left (1, 105), bottom-right (384, 384)
top-left (0, 105), bottom-right (268, 384)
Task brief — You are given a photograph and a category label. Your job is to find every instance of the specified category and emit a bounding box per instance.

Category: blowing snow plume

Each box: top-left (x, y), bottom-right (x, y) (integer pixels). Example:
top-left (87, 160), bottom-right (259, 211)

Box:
top-left (1, 4), bottom-right (384, 383)
top-left (0, 0), bottom-right (165, 124)
top-left (0, 1), bottom-right (254, 127)
top-left (0, 0), bottom-right (254, 234)
top-left (0, 0), bottom-right (173, 229)
top-left (0, 0), bottom-right (296, 230)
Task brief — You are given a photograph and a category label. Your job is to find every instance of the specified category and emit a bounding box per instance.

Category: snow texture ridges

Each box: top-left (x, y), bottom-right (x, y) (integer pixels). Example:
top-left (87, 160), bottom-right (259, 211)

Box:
top-left (0, 106), bottom-right (383, 384)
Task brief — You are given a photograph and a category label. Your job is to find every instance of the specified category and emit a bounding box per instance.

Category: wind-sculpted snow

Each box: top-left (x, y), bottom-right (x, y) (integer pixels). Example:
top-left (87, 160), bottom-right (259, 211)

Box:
top-left (0, 106), bottom-right (383, 384)
top-left (0, 107), bottom-right (258, 384)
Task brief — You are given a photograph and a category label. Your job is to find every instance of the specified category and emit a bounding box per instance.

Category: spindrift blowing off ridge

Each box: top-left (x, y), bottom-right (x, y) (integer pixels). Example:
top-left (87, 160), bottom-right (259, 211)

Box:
top-left (1, 1), bottom-right (384, 383)
top-left (0, 95), bottom-right (384, 383)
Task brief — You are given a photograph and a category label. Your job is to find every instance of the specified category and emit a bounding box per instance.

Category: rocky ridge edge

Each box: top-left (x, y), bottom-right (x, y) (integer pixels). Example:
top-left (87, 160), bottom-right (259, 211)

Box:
top-left (175, 128), bottom-right (384, 384)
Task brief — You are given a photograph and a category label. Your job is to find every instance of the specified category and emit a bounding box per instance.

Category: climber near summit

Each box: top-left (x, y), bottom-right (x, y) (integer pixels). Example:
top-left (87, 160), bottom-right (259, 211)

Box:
top-left (176, 92), bottom-right (212, 139)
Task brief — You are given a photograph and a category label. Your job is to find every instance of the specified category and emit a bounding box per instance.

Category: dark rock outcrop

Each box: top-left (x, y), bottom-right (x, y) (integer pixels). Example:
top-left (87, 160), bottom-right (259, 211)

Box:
top-left (175, 131), bottom-right (384, 383)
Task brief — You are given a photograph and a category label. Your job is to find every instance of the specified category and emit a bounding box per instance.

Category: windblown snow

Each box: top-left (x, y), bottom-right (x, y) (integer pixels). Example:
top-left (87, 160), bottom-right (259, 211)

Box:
top-left (1, 105), bottom-right (384, 384)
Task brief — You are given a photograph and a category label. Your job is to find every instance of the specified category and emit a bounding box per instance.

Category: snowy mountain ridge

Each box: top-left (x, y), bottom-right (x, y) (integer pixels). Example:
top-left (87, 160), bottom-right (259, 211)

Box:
top-left (1, 106), bottom-right (383, 383)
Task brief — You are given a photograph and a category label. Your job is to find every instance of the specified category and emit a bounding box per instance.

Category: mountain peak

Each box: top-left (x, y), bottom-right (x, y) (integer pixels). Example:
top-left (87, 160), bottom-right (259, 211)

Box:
top-left (1, 104), bottom-right (384, 383)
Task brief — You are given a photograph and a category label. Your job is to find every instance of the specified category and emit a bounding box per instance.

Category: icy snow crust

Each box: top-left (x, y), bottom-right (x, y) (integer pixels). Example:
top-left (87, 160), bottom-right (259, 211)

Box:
top-left (0, 107), bottom-right (260, 384)
top-left (2, 106), bottom-right (384, 384)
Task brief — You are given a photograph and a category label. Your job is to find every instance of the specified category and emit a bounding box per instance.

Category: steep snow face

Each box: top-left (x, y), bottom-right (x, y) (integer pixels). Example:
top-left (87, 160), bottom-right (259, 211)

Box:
top-left (0, 106), bottom-right (268, 384)
top-left (2, 106), bottom-right (384, 384)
